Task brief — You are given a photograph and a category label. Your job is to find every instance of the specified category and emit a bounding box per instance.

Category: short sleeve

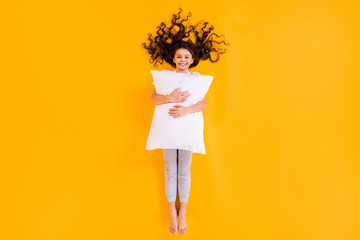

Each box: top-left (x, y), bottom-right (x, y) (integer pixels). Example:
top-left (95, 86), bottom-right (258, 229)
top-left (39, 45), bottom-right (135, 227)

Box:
top-left (150, 70), bottom-right (155, 85)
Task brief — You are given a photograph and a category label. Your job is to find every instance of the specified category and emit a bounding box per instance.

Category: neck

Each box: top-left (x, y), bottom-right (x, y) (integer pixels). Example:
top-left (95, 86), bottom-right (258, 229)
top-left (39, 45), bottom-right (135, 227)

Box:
top-left (174, 69), bottom-right (189, 74)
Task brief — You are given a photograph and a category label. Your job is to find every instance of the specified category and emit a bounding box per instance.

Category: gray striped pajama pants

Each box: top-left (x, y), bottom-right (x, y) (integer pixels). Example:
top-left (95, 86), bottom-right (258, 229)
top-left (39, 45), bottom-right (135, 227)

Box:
top-left (162, 149), bottom-right (193, 203)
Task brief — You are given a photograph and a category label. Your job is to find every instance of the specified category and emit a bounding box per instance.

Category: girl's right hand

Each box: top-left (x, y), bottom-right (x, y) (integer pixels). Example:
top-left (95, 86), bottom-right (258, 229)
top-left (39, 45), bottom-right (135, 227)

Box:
top-left (169, 88), bottom-right (190, 103)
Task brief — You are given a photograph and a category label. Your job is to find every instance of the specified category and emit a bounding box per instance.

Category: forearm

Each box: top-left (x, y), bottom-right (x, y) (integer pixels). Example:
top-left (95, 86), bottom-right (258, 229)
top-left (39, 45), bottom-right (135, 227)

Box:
top-left (186, 98), bottom-right (207, 113)
top-left (150, 94), bottom-right (172, 105)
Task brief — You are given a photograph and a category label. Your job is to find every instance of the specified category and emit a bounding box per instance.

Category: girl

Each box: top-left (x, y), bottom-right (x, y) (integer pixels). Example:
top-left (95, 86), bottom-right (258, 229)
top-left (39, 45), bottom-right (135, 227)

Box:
top-left (142, 8), bottom-right (229, 235)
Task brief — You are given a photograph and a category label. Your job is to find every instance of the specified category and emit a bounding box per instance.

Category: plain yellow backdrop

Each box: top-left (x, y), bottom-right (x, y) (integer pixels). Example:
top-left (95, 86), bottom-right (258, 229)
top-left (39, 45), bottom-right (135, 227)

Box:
top-left (1, 0), bottom-right (359, 239)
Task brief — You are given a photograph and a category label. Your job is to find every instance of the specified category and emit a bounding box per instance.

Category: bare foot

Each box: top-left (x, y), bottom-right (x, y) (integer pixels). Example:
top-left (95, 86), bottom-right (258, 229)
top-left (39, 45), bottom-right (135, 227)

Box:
top-left (169, 206), bottom-right (177, 234)
top-left (178, 209), bottom-right (187, 235)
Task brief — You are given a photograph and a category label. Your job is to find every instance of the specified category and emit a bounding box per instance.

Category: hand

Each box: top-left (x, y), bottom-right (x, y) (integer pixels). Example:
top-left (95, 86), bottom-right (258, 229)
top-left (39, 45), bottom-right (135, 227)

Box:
top-left (169, 88), bottom-right (190, 103)
top-left (168, 105), bottom-right (190, 118)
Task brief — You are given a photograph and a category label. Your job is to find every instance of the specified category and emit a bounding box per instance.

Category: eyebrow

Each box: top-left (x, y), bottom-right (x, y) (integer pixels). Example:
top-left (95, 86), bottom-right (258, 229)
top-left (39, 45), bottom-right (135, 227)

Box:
top-left (176, 54), bottom-right (191, 56)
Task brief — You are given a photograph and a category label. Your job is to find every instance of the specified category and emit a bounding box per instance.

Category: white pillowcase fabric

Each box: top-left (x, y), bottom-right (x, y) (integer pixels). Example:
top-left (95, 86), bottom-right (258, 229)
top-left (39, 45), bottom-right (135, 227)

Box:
top-left (146, 70), bottom-right (213, 154)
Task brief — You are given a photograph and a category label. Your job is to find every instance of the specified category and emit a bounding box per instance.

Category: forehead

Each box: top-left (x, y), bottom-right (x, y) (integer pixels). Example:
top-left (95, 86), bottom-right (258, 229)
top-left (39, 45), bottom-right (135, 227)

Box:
top-left (175, 48), bottom-right (192, 55)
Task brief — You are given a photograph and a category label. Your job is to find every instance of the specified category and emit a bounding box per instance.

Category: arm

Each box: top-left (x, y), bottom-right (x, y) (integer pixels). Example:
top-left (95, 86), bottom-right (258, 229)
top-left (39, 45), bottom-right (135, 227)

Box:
top-left (168, 96), bottom-right (207, 118)
top-left (150, 87), bottom-right (189, 105)
top-left (186, 96), bottom-right (207, 113)
top-left (150, 88), bottom-right (171, 105)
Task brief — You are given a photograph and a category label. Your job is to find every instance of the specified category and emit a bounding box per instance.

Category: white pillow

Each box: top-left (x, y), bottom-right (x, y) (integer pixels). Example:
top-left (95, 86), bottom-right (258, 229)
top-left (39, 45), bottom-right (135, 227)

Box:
top-left (146, 70), bottom-right (213, 154)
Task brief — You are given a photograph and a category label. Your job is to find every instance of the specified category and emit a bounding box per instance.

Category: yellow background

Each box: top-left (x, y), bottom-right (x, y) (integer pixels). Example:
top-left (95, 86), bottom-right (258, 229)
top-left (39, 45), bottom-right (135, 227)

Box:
top-left (1, 0), bottom-right (359, 239)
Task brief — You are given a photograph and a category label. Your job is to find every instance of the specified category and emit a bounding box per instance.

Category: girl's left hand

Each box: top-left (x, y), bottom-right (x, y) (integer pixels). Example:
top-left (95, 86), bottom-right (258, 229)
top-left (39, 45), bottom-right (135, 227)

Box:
top-left (168, 105), bottom-right (189, 118)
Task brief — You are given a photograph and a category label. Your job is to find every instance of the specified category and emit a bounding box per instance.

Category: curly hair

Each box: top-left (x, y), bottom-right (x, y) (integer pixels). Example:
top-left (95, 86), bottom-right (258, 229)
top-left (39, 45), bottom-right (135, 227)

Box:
top-left (142, 8), bottom-right (230, 68)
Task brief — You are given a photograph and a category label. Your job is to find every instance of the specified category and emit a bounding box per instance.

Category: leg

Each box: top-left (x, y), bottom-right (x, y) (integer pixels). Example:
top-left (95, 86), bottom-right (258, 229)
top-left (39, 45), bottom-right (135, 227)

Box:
top-left (163, 149), bottom-right (178, 202)
top-left (177, 149), bottom-right (193, 235)
top-left (178, 149), bottom-right (193, 203)
top-left (162, 149), bottom-right (178, 234)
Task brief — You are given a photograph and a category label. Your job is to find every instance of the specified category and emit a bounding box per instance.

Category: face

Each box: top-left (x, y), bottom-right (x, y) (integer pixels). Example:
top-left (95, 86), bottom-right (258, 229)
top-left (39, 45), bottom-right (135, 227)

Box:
top-left (173, 48), bottom-right (194, 71)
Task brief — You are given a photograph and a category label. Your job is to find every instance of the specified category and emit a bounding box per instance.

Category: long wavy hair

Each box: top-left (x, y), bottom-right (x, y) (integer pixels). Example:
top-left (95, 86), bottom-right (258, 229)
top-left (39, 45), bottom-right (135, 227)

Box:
top-left (142, 8), bottom-right (230, 68)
